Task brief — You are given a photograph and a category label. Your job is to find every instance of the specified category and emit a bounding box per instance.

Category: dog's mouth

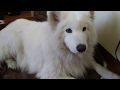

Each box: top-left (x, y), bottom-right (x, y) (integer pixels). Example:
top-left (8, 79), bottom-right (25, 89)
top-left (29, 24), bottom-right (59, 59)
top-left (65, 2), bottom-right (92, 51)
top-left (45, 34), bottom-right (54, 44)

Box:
top-left (75, 51), bottom-right (86, 55)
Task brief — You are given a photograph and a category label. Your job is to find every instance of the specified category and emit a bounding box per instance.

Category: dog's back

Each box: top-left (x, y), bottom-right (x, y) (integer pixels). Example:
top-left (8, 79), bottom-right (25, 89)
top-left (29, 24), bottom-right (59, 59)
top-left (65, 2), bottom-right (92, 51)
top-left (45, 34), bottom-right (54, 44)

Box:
top-left (0, 18), bottom-right (53, 74)
top-left (0, 19), bottom-right (30, 60)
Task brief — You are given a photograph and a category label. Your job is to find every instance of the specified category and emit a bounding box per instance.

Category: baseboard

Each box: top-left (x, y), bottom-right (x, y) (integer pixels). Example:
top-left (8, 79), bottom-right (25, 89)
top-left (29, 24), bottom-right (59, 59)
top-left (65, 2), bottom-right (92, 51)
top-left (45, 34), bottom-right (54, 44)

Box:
top-left (96, 43), bottom-right (118, 62)
top-left (95, 43), bottom-right (120, 75)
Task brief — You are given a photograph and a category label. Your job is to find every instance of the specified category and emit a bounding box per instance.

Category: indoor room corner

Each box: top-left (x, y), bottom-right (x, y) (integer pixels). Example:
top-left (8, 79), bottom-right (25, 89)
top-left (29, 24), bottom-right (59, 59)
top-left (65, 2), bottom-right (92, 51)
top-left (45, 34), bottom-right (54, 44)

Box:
top-left (0, 11), bottom-right (120, 79)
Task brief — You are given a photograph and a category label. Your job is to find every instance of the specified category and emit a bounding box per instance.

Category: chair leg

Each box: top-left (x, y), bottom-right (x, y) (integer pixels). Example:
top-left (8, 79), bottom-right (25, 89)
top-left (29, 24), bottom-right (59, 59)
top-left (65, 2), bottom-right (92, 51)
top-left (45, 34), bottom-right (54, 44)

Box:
top-left (0, 20), bottom-right (4, 24)
top-left (31, 11), bottom-right (34, 17)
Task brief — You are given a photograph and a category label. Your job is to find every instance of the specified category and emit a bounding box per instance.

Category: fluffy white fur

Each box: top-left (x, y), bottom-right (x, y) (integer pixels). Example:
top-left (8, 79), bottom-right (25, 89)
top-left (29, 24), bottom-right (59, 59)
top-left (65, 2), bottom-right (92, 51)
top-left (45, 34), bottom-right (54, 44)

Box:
top-left (0, 11), bottom-right (120, 79)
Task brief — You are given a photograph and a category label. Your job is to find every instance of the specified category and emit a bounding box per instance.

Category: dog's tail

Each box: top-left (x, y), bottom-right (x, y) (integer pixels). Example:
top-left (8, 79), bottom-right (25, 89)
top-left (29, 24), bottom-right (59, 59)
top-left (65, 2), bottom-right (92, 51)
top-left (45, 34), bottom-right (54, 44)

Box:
top-left (0, 33), bottom-right (8, 62)
top-left (0, 19), bottom-right (26, 63)
top-left (0, 26), bottom-right (13, 62)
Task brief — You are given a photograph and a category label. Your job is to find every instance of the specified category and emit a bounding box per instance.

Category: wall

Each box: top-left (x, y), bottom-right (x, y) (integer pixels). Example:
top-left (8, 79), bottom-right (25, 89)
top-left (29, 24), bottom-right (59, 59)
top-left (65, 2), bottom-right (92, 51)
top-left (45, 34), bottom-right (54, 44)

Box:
top-left (94, 11), bottom-right (120, 60)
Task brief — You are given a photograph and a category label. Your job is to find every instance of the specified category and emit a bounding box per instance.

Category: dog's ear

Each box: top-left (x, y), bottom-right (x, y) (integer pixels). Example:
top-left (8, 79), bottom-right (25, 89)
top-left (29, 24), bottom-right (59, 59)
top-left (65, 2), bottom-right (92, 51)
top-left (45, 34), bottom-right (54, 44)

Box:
top-left (90, 11), bottom-right (94, 19)
top-left (47, 11), bottom-right (61, 29)
top-left (81, 11), bottom-right (94, 20)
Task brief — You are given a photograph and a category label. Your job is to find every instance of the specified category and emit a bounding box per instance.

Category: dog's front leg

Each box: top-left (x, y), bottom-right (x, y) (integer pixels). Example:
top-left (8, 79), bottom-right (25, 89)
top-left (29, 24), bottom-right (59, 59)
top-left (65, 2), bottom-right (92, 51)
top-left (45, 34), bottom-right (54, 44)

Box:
top-left (39, 76), bottom-right (76, 79)
top-left (92, 61), bottom-right (120, 79)
top-left (56, 76), bottom-right (76, 79)
top-left (36, 72), bottom-right (76, 79)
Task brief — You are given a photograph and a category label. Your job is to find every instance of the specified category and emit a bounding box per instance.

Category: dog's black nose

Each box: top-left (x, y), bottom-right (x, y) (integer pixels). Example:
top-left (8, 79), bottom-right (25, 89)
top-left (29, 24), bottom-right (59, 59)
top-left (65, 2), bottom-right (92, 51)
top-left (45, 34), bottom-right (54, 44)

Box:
top-left (76, 44), bottom-right (86, 52)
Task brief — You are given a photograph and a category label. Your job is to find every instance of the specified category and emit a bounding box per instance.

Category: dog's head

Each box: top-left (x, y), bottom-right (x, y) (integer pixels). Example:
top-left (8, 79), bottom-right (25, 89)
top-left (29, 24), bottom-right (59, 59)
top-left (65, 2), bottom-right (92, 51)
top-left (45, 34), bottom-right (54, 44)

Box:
top-left (47, 11), bottom-right (97, 54)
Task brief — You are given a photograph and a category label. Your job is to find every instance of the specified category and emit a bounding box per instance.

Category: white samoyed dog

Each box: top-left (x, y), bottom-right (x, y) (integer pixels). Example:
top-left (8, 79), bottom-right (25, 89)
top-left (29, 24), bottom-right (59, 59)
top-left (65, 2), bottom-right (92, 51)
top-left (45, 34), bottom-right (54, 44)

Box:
top-left (0, 11), bottom-right (120, 79)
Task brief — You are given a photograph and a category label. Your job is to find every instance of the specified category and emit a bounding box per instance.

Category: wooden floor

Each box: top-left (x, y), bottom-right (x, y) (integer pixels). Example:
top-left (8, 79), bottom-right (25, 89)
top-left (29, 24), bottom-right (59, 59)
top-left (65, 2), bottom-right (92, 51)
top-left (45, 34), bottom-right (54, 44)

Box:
top-left (4, 11), bottom-right (31, 24)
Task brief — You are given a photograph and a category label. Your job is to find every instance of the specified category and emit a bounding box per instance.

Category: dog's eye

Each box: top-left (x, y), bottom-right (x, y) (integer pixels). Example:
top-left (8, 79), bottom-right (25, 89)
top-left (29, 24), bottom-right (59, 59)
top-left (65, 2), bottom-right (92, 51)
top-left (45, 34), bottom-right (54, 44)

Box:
top-left (66, 28), bottom-right (72, 33)
top-left (82, 27), bottom-right (86, 32)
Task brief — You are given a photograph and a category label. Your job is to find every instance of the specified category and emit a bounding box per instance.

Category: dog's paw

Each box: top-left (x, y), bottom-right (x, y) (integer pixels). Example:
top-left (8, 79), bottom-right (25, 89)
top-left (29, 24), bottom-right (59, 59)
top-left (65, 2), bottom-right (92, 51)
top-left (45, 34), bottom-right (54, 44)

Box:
top-left (103, 61), bottom-right (107, 68)
top-left (57, 76), bottom-right (76, 79)
top-left (5, 59), bottom-right (17, 70)
top-left (100, 77), bottom-right (105, 79)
